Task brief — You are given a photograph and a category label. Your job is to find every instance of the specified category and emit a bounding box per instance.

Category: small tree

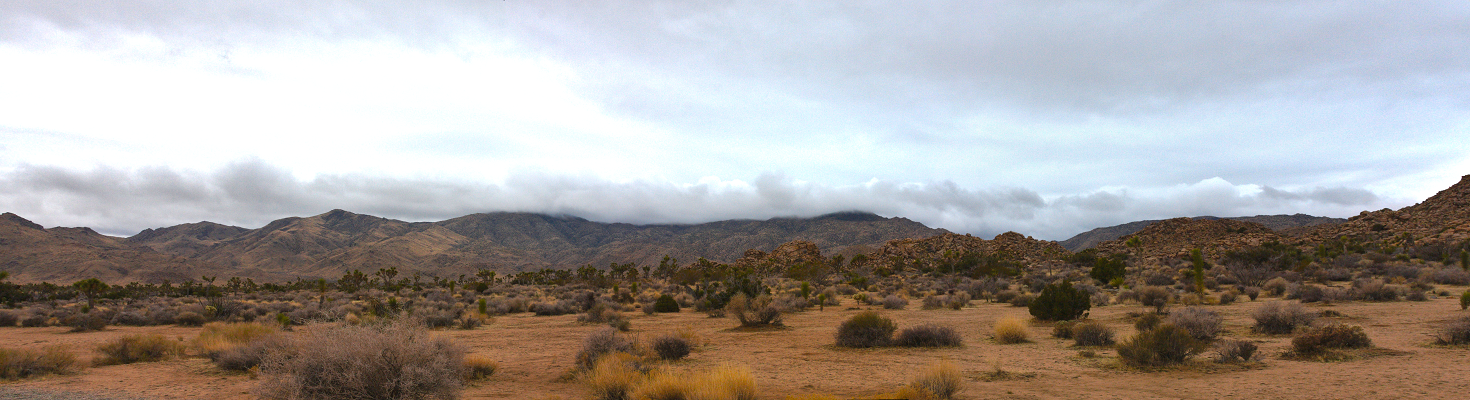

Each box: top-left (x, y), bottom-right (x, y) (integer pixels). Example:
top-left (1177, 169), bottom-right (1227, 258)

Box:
top-left (1028, 281), bottom-right (1091, 321)
top-left (72, 278), bottom-right (108, 309)
top-left (1089, 255), bottom-right (1127, 286)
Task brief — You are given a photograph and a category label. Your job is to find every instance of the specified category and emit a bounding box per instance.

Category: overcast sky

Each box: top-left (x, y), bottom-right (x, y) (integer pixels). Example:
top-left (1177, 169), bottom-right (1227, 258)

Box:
top-left (2, 1), bottom-right (1468, 241)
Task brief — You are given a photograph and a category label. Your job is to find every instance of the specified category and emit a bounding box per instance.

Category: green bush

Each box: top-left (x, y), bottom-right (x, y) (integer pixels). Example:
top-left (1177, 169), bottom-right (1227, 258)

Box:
top-left (654, 295), bottom-right (680, 313)
top-left (1116, 324), bottom-right (1201, 366)
top-left (835, 311), bottom-right (896, 348)
top-left (1028, 281), bottom-right (1091, 321)
top-left (1460, 290), bottom-right (1469, 310)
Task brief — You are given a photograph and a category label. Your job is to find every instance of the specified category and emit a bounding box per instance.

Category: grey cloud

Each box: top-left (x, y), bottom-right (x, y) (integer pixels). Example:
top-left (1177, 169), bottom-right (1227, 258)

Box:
top-left (0, 161), bottom-right (1403, 241)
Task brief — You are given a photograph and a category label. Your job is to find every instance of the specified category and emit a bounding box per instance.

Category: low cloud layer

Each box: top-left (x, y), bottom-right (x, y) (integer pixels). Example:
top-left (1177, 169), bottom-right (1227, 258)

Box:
top-left (1, 160), bottom-right (1395, 241)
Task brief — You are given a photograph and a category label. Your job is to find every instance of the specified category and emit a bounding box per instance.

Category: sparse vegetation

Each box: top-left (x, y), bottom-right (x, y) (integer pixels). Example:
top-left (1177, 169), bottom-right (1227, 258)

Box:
top-left (0, 346), bottom-right (78, 380)
top-left (1251, 302), bottom-right (1316, 334)
top-left (255, 319), bottom-right (468, 400)
top-left (1213, 339), bottom-right (1258, 363)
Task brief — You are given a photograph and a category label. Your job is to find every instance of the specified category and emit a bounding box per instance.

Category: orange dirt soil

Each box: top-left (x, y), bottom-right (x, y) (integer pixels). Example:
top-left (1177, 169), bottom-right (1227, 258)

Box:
top-left (3, 292), bottom-right (1470, 399)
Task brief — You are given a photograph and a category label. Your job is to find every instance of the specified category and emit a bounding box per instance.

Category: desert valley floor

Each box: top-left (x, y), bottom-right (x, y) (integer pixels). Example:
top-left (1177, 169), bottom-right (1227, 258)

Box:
top-left (3, 293), bottom-right (1468, 400)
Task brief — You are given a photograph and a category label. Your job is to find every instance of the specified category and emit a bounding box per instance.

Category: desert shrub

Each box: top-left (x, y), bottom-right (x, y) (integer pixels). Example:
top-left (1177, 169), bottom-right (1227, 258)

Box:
top-left (921, 295), bottom-right (945, 310)
top-left (1090, 291), bottom-right (1112, 306)
top-left (1134, 312), bottom-right (1161, 332)
top-left (0, 346), bottom-right (78, 379)
top-left (651, 335), bottom-right (692, 360)
top-left (946, 292), bottom-right (971, 310)
top-left (65, 313), bottom-right (107, 332)
top-left (1244, 286), bottom-right (1261, 301)
top-left (819, 287), bottom-right (841, 306)
top-left (175, 311), bottom-right (206, 326)
top-left (1116, 324), bottom-right (1201, 366)
top-left (1217, 291), bottom-right (1237, 305)
top-left (255, 319), bottom-right (467, 400)
top-left (1262, 277), bottom-right (1290, 297)
top-left (835, 311), bottom-right (896, 348)
top-left (1009, 294), bottom-right (1035, 307)
top-left (1434, 316), bottom-right (1470, 345)
top-left (904, 362), bottom-right (962, 400)
top-left (463, 354), bottom-right (497, 380)
top-left (1291, 324), bottom-right (1371, 354)
top-left (725, 293), bottom-right (782, 327)
top-left (457, 316), bottom-right (483, 330)
top-left (994, 290), bottom-right (1020, 304)
top-left (1214, 339), bottom-right (1258, 363)
top-left (1029, 281), bottom-right (1091, 321)
top-left (0, 311), bottom-right (18, 327)
top-left (993, 316), bottom-right (1030, 344)
top-left (894, 324), bottom-right (963, 347)
top-left (1461, 290), bottom-right (1470, 310)
top-left (653, 295), bottom-right (680, 313)
top-left (1051, 320), bottom-right (1075, 339)
top-left (1250, 302), bottom-right (1316, 334)
top-left (110, 311), bottom-right (150, 326)
top-left (1167, 307), bottom-right (1223, 340)
top-left (1406, 290), bottom-right (1428, 302)
top-left (1072, 320), bottom-right (1115, 346)
top-left (419, 309), bottom-right (458, 328)
top-left (20, 313), bottom-right (48, 328)
top-left (1137, 286), bottom-right (1172, 313)
top-left (212, 334), bottom-right (291, 371)
top-left (531, 301), bottom-right (576, 316)
top-left (95, 334), bottom-right (183, 365)
top-left (1355, 279), bottom-right (1401, 302)
top-left (882, 295), bottom-right (909, 310)
top-left (577, 327), bottom-right (634, 369)
top-left (579, 302), bottom-right (625, 325)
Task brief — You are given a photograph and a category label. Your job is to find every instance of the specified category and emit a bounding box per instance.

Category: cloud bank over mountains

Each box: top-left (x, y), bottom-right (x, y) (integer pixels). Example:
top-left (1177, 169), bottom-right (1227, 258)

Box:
top-left (0, 159), bottom-right (1392, 240)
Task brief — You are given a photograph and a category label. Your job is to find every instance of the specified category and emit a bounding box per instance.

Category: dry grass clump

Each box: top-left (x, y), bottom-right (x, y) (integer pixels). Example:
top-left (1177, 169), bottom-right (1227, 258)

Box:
top-left (95, 334), bottom-right (183, 365)
top-left (586, 356), bottom-right (757, 400)
top-left (0, 346), bottom-right (79, 379)
top-left (894, 324), bottom-right (963, 348)
top-left (882, 295), bottom-right (909, 310)
top-left (1250, 301), bottom-right (1316, 334)
top-left (992, 316), bottom-right (1030, 344)
top-left (254, 319), bottom-right (467, 400)
top-left (577, 327), bottom-right (636, 370)
top-left (893, 362), bottom-right (962, 400)
top-left (463, 354), bottom-right (498, 381)
top-left (194, 322), bottom-right (279, 356)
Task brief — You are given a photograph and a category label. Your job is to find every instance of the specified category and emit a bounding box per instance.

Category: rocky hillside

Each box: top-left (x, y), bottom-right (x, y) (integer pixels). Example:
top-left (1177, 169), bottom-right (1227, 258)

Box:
top-left (1297, 174), bottom-right (1470, 246)
top-left (1091, 217), bottom-right (1284, 262)
top-left (869, 232), bottom-right (1069, 273)
top-left (0, 213), bottom-right (243, 283)
top-left (110, 210), bottom-right (946, 280)
top-left (1060, 214), bottom-right (1345, 251)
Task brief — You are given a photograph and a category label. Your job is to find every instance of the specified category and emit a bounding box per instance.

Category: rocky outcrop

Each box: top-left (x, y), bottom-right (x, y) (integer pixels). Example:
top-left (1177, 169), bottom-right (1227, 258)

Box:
top-left (1092, 218), bottom-right (1284, 262)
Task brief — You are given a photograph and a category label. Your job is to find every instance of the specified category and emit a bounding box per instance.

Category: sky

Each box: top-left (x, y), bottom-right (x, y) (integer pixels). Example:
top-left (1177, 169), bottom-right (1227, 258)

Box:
top-left (2, 1), bottom-right (1468, 241)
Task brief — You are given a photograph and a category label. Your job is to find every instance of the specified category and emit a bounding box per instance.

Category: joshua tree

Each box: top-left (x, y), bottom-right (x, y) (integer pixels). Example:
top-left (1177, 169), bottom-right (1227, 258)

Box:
top-left (73, 278), bottom-right (108, 309)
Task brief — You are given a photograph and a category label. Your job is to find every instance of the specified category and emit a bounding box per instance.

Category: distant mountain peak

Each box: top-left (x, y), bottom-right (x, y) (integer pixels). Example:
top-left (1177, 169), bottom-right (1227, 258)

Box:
top-left (1, 212), bottom-right (44, 230)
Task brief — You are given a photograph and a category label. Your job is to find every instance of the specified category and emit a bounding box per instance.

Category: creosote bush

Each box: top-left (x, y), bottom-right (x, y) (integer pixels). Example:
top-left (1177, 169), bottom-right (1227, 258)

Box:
top-left (95, 334), bottom-right (183, 365)
top-left (1072, 320), bottom-right (1116, 347)
top-left (835, 311), bottom-right (896, 348)
top-left (0, 346), bottom-right (78, 379)
top-left (1250, 302), bottom-right (1316, 334)
top-left (992, 316), bottom-right (1030, 344)
top-left (1051, 320), bottom-right (1075, 339)
top-left (882, 295), bottom-right (909, 310)
top-left (255, 319), bottom-right (468, 400)
top-left (1133, 312), bottom-right (1161, 332)
top-left (894, 324), bottom-right (963, 348)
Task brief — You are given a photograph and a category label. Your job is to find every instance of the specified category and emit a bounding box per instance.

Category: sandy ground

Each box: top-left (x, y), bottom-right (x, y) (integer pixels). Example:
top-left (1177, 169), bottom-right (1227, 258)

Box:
top-left (3, 292), bottom-right (1470, 399)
